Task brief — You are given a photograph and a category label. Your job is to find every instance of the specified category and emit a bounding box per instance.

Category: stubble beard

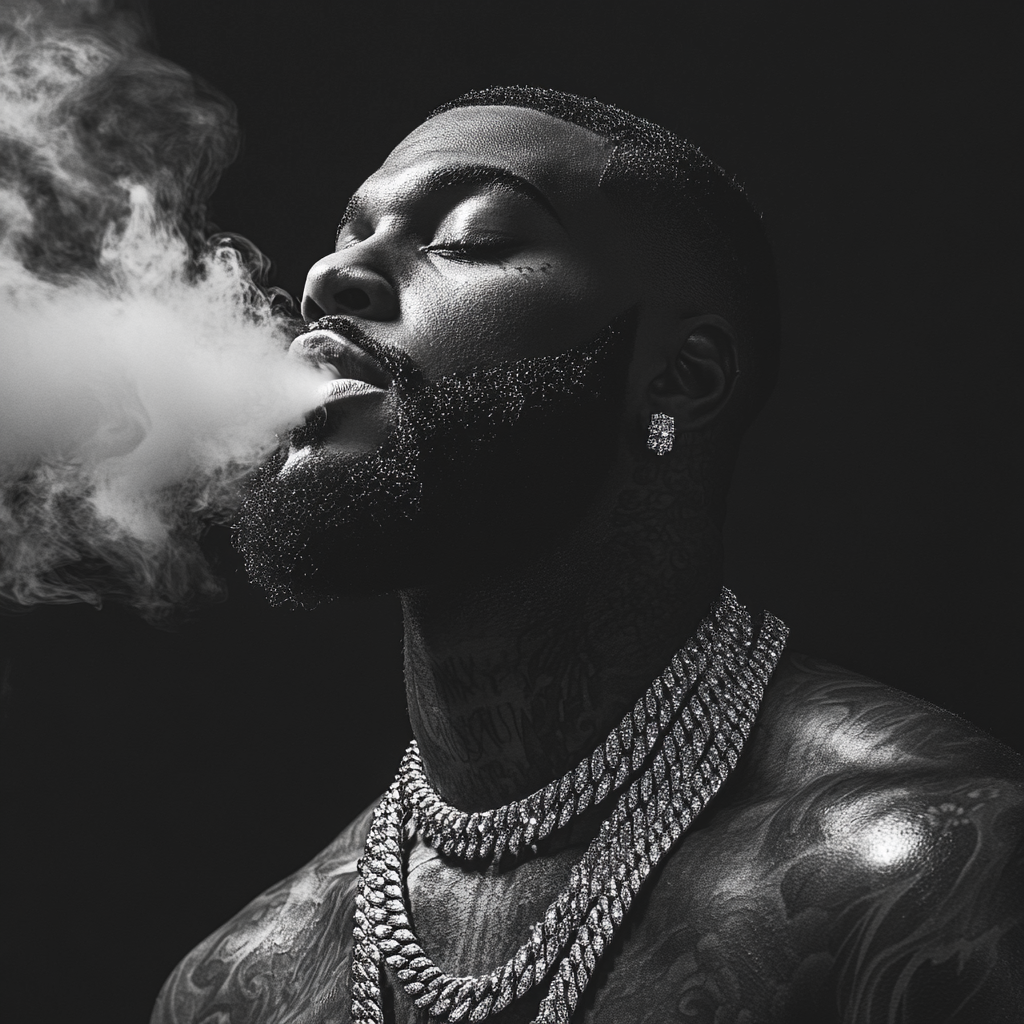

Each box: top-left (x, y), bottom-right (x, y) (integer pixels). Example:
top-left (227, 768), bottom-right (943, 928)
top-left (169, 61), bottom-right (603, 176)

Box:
top-left (232, 307), bottom-right (638, 608)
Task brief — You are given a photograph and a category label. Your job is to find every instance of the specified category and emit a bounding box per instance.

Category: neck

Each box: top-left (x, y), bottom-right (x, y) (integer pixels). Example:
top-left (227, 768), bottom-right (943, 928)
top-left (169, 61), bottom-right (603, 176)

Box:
top-left (401, 453), bottom-right (724, 812)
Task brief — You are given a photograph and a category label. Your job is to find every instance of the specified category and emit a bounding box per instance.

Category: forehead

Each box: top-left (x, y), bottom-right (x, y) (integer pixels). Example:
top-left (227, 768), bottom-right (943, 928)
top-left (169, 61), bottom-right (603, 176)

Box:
top-left (363, 105), bottom-right (615, 214)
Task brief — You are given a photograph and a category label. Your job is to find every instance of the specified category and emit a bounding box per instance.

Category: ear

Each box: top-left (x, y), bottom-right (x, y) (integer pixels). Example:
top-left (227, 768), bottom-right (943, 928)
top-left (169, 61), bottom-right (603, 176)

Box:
top-left (648, 315), bottom-right (739, 431)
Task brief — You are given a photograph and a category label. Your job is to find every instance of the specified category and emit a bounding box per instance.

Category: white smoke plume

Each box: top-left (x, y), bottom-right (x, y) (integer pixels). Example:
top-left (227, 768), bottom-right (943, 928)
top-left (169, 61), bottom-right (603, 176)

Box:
top-left (0, 0), bottom-right (328, 620)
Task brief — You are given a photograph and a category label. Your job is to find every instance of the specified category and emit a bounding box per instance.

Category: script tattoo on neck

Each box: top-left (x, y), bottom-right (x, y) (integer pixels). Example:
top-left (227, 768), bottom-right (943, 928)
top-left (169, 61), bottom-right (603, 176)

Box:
top-left (402, 430), bottom-right (728, 811)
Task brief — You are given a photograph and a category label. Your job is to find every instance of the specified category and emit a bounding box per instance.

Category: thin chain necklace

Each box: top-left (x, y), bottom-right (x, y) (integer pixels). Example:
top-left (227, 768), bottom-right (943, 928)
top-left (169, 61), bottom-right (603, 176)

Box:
top-left (350, 589), bottom-right (788, 1023)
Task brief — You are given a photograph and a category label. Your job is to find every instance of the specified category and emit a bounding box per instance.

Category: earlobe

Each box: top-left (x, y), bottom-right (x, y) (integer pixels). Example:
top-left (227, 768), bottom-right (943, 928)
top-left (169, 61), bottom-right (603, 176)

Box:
top-left (648, 316), bottom-right (739, 431)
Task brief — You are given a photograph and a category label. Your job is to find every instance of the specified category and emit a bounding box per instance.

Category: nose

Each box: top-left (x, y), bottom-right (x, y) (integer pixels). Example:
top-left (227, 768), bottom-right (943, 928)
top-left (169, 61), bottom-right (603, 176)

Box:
top-left (300, 254), bottom-right (399, 322)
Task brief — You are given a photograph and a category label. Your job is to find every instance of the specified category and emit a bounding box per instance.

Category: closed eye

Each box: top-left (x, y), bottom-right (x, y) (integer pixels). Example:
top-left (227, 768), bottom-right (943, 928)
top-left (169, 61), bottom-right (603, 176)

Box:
top-left (421, 237), bottom-right (516, 262)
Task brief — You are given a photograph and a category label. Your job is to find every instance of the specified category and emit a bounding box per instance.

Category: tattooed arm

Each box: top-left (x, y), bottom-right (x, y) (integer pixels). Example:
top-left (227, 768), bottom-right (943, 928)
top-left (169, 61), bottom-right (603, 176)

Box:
top-left (829, 774), bottom-right (1023, 1022)
top-left (150, 801), bottom-right (376, 1024)
top-left (762, 656), bottom-right (1024, 1023)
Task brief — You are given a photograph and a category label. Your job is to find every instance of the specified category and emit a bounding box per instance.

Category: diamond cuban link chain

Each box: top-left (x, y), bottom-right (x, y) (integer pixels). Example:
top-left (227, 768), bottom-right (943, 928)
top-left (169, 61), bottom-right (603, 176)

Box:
top-left (350, 588), bottom-right (788, 1023)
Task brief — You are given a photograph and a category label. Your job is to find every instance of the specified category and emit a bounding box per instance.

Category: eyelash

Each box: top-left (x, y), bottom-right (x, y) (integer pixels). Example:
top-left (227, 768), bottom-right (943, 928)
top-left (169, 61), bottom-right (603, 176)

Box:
top-left (422, 237), bottom-right (512, 262)
top-left (333, 232), bottom-right (515, 264)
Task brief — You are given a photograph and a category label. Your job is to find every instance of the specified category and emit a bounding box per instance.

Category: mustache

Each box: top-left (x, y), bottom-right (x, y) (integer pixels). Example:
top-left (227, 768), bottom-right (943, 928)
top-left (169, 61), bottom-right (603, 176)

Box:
top-left (291, 316), bottom-right (426, 448)
top-left (306, 314), bottom-right (426, 392)
top-left (292, 305), bottom-right (640, 448)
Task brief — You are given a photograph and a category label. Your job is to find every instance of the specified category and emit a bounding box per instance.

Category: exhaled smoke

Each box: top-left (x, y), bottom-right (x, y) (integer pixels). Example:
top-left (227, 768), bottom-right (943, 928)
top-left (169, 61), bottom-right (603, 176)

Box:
top-left (0, 1), bottom-right (328, 621)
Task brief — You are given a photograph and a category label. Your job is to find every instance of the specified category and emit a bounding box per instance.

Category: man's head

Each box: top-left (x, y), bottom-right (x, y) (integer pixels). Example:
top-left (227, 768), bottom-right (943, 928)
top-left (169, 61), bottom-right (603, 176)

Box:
top-left (233, 87), bottom-right (780, 607)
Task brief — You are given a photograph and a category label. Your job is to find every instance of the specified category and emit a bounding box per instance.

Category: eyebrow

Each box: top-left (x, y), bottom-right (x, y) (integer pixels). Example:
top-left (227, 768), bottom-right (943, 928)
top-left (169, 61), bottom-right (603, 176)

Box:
top-left (336, 164), bottom-right (564, 242)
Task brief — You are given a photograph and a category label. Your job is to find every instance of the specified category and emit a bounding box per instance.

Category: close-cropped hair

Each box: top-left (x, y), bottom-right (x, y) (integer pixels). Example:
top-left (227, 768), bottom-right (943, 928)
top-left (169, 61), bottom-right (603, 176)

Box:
top-left (430, 86), bottom-right (781, 424)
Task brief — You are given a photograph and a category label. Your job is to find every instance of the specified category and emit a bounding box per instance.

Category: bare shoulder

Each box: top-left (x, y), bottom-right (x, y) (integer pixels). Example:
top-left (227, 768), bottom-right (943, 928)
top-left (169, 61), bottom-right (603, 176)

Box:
top-left (601, 653), bottom-right (1023, 1023)
top-left (758, 655), bottom-right (1023, 1020)
top-left (748, 651), bottom-right (1023, 789)
top-left (149, 799), bottom-right (377, 1024)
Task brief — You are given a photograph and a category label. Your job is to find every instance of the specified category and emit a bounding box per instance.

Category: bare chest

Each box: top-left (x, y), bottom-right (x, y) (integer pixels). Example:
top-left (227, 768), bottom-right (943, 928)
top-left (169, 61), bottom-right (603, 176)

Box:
top-left (382, 822), bottom-right (834, 1024)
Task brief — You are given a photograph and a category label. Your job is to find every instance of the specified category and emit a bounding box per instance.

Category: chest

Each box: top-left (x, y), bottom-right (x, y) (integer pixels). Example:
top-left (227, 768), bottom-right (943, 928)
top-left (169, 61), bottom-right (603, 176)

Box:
top-left (379, 822), bottom-right (841, 1024)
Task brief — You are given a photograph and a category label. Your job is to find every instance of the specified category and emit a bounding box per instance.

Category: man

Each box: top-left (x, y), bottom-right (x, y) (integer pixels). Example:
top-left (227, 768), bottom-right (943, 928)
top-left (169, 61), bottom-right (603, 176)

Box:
top-left (152, 87), bottom-right (1022, 1023)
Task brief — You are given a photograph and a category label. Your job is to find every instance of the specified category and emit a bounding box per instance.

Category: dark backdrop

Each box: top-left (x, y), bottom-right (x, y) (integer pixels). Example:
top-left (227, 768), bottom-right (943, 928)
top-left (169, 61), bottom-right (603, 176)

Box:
top-left (2, 3), bottom-right (1019, 1021)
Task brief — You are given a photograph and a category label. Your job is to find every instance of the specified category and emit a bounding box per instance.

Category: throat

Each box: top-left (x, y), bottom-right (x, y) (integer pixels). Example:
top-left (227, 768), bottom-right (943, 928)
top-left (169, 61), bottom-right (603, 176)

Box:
top-left (400, 563), bottom-right (721, 813)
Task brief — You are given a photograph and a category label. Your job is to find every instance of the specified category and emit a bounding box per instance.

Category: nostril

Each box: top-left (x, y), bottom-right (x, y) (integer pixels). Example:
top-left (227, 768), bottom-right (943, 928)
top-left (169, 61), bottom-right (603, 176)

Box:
top-left (302, 296), bottom-right (328, 322)
top-left (334, 287), bottom-right (371, 311)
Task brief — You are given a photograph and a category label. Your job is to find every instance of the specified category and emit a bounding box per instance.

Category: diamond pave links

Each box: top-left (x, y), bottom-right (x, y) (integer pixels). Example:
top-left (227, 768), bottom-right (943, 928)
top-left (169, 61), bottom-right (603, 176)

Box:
top-left (400, 588), bottom-right (750, 865)
top-left (350, 591), bottom-right (789, 1023)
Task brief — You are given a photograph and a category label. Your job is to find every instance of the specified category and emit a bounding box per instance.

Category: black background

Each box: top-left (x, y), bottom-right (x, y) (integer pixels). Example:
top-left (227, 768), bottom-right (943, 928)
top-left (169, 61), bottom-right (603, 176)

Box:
top-left (1, 3), bottom-right (1020, 1021)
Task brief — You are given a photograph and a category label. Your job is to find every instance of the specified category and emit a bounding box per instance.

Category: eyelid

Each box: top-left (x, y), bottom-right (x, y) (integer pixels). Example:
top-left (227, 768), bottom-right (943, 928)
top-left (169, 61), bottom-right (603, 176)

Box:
top-left (422, 233), bottom-right (519, 256)
top-left (428, 231), bottom-right (515, 247)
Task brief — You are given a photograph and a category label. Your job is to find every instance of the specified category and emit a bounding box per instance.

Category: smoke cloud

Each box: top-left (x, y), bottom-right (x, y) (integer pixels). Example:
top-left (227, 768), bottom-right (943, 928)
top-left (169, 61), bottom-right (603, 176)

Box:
top-left (0, 1), bottom-right (328, 620)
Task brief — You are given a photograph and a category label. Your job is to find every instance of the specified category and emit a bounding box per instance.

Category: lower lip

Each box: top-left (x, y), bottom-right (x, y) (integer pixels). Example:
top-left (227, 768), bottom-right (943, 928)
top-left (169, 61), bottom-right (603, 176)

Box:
top-left (316, 378), bottom-right (387, 404)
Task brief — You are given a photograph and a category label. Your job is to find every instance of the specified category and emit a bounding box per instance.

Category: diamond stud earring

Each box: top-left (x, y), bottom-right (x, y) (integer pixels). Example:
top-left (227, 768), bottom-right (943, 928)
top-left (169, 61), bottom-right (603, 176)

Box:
top-left (647, 411), bottom-right (674, 455)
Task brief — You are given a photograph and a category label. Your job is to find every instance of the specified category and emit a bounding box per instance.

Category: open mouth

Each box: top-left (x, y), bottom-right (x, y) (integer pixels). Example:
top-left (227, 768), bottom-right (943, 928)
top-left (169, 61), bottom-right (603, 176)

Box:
top-left (316, 377), bottom-right (385, 399)
top-left (290, 325), bottom-right (393, 408)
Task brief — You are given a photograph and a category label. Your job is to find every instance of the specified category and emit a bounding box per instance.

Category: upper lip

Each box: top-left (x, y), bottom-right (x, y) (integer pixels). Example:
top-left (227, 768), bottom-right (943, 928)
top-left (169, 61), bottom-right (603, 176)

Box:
top-left (290, 328), bottom-right (392, 389)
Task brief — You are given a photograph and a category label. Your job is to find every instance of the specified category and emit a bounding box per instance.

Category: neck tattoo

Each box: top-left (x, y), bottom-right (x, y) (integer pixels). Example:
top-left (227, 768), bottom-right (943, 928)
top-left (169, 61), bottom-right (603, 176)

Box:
top-left (350, 588), bottom-right (789, 1023)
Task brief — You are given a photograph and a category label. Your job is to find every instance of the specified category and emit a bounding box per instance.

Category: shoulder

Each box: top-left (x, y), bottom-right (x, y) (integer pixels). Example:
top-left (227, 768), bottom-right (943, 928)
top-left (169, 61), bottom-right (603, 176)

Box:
top-left (639, 653), bottom-right (1024, 1022)
top-left (727, 652), bottom-right (1023, 890)
top-left (758, 655), bottom-right (1024, 1021)
top-left (149, 799), bottom-right (378, 1024)
top-left (748, 651), bottom-right (1022, 790)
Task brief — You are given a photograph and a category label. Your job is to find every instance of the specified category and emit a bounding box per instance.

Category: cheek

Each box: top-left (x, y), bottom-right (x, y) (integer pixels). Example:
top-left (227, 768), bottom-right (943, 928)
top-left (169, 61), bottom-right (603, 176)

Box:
top-left (403, 264), bottom-right (613, 377)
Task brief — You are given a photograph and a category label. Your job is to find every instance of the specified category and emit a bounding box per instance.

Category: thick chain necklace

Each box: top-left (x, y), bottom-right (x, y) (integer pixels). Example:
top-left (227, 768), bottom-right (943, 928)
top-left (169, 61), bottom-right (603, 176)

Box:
top-left (350, 589), bottom-right (788, 1023)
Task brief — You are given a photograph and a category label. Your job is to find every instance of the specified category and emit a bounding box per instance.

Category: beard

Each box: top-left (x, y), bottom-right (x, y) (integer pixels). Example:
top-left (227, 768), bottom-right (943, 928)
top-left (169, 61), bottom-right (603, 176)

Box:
top-left (232, 306), bottom-right (638, 608)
